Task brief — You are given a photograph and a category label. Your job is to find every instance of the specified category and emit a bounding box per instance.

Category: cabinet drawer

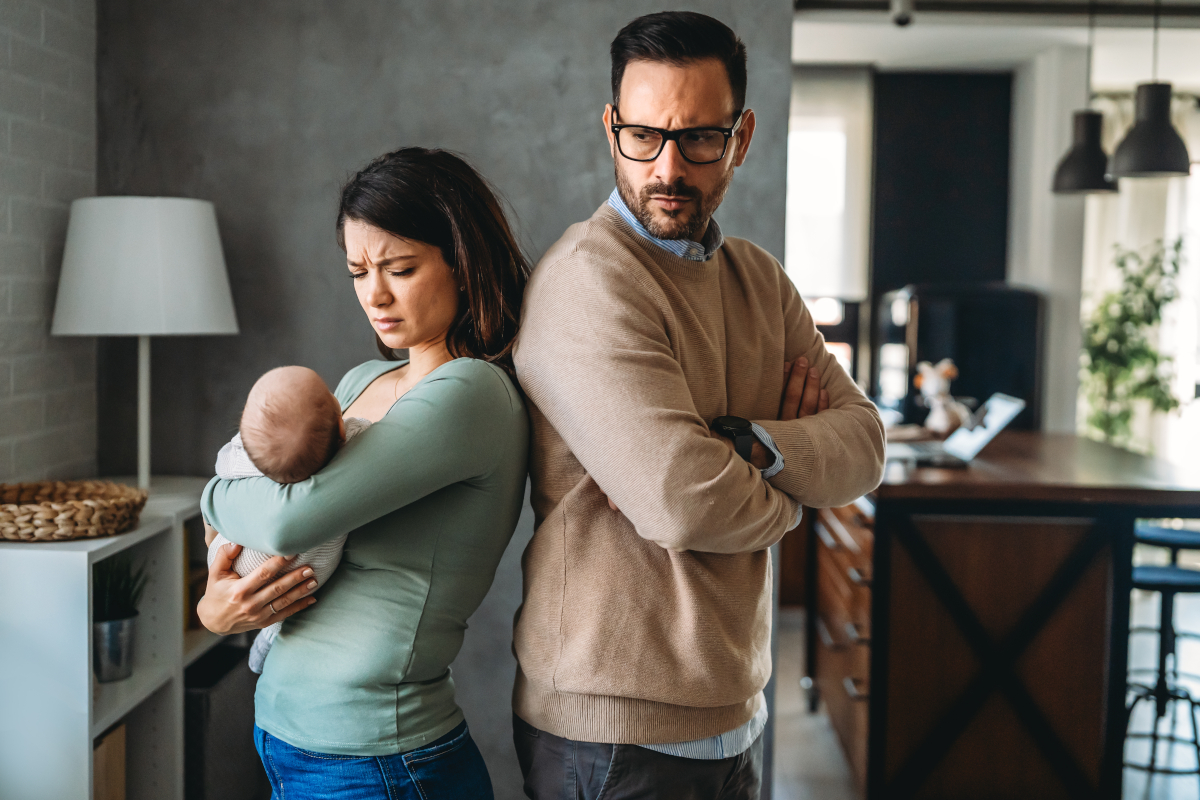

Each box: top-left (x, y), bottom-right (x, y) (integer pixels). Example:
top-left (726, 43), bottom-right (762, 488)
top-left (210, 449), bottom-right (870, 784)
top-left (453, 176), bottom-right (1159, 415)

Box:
top-left (816, 524), bottom-right (871, 637)
top-left (816, 617), bottom-right (869, 791)
top-left (818, 505), bottom-right (874, 577)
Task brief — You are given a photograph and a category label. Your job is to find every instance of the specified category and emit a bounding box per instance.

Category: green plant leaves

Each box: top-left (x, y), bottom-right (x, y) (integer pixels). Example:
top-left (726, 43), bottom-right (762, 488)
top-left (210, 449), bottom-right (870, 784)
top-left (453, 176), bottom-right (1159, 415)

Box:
top-left (1080, 238), bottom-right (1183, 449)
top-left (93, 553), bottom-right (147, 622)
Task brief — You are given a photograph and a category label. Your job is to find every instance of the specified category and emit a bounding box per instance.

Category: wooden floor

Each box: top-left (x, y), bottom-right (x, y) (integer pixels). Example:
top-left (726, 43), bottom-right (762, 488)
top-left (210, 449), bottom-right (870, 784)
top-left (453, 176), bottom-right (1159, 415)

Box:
top-left (772, 607), bottom-right (857, 800)
top-left (772, 556), bottom-right (1200, 800)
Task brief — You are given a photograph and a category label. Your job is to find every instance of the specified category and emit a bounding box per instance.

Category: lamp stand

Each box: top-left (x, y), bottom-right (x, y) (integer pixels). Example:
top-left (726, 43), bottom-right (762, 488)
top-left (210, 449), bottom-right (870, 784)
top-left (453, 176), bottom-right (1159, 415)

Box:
top-left (138, 335), bottom-right (151, 491)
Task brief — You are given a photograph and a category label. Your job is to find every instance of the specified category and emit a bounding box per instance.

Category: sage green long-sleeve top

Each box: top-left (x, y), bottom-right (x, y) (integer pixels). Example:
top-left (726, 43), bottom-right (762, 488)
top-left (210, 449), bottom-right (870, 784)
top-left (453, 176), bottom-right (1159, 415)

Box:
top-left (201, 358), bottom-right (528, 756)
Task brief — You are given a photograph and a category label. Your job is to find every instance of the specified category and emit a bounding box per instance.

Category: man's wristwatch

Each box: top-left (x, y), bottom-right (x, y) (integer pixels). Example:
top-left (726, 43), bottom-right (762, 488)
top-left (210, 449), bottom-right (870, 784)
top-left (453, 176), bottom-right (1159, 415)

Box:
top-left (712, 416), bottom-right (755, 462)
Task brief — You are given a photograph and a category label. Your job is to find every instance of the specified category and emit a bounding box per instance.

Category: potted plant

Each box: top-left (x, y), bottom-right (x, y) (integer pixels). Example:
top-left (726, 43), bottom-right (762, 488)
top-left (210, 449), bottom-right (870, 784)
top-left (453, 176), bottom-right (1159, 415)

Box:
top-left (93, 554), bottom-right (147, 683)
top-left (1080, 238), bottom-right (1183, 450)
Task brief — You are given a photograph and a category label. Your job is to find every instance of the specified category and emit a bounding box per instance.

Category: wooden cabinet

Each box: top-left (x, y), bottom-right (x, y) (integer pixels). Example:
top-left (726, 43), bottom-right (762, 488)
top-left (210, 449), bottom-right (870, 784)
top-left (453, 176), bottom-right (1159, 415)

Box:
top-left (802, 432), bottom-right (1200, 799)
top-left (813, 502), bottom-right (874, 790)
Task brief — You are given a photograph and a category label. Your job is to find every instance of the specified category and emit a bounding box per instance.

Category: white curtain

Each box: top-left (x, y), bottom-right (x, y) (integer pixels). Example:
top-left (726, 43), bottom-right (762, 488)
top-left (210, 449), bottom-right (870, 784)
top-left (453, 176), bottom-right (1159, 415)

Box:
top-left (786, 67), bottom-right (872, 302)
top-left (1080, 94), bottom-right (1200, 461)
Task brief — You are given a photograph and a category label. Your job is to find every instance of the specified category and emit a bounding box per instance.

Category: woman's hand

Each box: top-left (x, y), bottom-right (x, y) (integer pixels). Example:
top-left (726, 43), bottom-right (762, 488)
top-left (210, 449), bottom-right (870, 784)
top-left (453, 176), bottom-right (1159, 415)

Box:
top-left (196, 542), bottom-right (318, 635)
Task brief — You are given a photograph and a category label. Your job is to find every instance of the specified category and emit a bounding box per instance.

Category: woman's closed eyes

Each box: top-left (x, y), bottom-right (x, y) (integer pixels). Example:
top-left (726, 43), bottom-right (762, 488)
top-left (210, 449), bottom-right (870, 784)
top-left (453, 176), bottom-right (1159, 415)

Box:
top-left (348, 267), bottom-right (415, 280)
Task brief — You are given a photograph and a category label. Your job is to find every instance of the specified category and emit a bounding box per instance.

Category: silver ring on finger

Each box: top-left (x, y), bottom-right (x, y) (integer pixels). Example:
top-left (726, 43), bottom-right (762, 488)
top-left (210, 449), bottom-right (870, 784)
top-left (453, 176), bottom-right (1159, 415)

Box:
top-left (269, 600), bottom-right (278, 614)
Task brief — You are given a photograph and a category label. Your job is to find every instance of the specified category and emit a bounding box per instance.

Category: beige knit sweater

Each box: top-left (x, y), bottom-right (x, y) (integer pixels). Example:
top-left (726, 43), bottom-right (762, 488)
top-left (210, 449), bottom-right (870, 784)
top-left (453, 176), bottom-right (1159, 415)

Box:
top-left (512, 204), bottom-right (885, 744)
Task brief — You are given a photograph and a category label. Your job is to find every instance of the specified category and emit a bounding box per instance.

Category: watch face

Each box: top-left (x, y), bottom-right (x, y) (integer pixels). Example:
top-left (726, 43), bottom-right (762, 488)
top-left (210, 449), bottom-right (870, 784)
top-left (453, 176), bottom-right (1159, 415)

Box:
top-left (713, 415), bottom-right (751, 434)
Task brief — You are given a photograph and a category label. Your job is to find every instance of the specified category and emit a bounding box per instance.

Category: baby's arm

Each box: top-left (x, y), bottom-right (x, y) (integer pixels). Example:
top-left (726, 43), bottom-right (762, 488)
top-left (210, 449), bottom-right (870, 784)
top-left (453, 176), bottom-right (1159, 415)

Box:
top-left (207, 528), bottom-right (346, 588)
top-left (206, 531), bottom-right (286, 579)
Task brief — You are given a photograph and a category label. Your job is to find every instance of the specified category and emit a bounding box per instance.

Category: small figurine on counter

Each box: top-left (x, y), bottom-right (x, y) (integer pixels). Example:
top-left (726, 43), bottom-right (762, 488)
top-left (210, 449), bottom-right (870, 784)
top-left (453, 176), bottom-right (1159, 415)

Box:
top-left (914, 359), bottom-right (974, 436)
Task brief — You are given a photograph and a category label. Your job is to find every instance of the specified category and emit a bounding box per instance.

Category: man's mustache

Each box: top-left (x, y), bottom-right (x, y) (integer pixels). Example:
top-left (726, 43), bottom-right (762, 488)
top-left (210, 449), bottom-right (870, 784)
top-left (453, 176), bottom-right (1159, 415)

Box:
top-left (641, 182), bottom-right (700, 200)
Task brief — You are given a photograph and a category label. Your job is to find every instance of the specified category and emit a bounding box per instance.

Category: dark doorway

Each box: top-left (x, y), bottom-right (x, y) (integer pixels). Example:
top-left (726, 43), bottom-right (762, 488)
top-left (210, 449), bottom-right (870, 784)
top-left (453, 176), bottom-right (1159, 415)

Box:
top-left (870, 72), bottom-right (1012, 298)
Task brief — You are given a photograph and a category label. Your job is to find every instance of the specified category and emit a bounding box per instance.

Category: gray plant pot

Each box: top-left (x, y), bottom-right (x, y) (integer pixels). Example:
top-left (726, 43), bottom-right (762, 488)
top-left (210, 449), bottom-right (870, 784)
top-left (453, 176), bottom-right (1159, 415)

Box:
top-left (93, 614), bottom-right (137, 683)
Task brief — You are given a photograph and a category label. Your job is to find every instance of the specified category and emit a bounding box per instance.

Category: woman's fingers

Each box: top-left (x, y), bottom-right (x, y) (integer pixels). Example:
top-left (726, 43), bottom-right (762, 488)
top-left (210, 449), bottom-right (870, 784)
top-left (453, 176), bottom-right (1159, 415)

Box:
top-left (244, 554), bottom-right (298, 595)
top-left (779, 357), bottom-right (808, 420)
top-left (249, 563), bottom-right (318, 610)
top-left (263, 595), bottom-right (318, 626)
top-left (819, 389), bottom-right (830, 413)
top-left (253, 568), bottom-right (319, 619)
top-left (799, 367), bottom-right (822, 417)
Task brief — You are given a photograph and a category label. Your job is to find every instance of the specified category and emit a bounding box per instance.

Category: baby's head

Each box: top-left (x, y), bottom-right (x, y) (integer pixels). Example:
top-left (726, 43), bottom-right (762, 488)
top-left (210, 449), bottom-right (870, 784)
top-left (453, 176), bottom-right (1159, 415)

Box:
top-left (240, 366), bottom-right (344, 484)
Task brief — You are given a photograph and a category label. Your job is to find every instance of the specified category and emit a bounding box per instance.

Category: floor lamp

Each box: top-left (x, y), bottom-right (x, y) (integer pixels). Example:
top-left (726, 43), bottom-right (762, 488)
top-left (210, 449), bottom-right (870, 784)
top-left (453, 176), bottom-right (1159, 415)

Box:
top-left (51, 197), bottom-right (239, 490)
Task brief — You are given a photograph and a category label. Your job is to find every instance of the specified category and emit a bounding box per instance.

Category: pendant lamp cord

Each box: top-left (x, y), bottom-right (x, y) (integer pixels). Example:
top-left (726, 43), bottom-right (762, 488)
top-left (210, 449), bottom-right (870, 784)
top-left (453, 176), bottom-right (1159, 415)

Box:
top-left (1086, 0), bottom-right (1095, 99)
top-left (1152, 0), bottom-right (1161, 82)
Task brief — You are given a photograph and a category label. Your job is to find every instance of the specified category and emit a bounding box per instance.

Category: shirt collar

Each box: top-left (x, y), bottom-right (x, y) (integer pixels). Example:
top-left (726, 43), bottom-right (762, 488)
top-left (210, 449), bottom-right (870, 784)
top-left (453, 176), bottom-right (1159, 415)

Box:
top-left (607, 188), bottom-right (723, 262)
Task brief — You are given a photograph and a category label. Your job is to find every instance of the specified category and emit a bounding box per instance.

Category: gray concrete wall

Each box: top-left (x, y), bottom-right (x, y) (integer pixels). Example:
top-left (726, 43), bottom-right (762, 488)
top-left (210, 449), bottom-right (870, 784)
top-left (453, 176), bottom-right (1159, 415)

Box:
top-left (0, 0), bottom-right (96, 482)
top-left (96, 2), bottom-right (792, 796)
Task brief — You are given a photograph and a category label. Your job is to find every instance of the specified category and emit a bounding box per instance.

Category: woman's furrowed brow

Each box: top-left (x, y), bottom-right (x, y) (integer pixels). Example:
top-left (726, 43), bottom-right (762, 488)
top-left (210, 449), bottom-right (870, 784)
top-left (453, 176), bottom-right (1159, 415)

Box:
top-left (346, 254), bottom-right (419, 267)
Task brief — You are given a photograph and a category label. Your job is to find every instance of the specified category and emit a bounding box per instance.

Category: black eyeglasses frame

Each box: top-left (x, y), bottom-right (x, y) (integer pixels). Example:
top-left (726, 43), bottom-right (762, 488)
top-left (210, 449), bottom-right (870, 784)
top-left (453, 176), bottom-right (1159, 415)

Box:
top-left (610, 107), bottom-right (745, 165)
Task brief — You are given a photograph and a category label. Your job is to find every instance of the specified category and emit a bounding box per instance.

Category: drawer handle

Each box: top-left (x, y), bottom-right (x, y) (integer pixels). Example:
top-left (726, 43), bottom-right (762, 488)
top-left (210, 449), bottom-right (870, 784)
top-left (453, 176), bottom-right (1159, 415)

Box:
top-left (816, 618), bottom-right (846, 651)
top-left (847, 566), bottom-right (872, 588)
top-left (844, 621), bottom-right (870, 646)
top-left (843, 676), bottom-right (869, 702)
top-left (815, 522), bottom-right (839, 550)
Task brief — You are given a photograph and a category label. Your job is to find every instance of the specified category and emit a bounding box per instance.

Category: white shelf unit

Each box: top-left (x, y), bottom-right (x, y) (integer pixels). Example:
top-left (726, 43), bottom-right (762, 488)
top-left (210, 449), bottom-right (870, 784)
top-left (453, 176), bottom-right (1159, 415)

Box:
top-left (0, 476), bottom-right (215, 800)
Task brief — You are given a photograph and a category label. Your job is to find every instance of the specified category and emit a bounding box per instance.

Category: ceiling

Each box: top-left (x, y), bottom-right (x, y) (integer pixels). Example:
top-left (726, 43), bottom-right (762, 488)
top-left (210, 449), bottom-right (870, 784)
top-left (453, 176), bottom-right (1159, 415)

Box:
top-left (792, 18), bottom-right (1200, 91)
top-left (794, 0), bottom-right (1200, 17)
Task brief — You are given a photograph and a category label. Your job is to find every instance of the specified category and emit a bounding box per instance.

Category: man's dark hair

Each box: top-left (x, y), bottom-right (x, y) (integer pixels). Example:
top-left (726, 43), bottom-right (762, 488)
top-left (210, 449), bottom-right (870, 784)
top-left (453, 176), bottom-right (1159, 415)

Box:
top-left (610, 11), bottom-right (747, 115)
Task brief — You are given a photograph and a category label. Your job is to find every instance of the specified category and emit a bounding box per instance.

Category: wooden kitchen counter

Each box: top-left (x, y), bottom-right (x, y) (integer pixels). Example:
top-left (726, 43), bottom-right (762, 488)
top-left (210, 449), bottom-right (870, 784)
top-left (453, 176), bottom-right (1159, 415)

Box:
top-left (877, 431), bottom-right (1200, 505)
top-left (803, 431), bottom-right (1200, 799)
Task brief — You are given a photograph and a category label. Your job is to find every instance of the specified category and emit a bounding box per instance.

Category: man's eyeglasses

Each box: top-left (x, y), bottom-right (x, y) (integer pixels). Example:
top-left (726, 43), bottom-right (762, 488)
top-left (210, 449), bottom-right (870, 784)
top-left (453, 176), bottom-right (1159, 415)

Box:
top-left (610, 108), bottom-right (744, 165)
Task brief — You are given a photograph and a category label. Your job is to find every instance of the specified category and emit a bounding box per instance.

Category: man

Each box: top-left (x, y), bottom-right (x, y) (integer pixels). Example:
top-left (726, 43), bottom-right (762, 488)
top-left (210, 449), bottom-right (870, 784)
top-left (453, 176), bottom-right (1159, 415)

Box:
top-left (512, 11), bottom-right (885, 799)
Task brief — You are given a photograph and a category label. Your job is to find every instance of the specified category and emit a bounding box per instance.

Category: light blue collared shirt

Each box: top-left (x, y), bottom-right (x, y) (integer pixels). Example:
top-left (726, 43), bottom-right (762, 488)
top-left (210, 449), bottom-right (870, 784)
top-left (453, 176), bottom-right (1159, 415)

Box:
top-left (607, 187), bottom-right (778, 760)
top-left (607, 186), bottom-right (723, 262)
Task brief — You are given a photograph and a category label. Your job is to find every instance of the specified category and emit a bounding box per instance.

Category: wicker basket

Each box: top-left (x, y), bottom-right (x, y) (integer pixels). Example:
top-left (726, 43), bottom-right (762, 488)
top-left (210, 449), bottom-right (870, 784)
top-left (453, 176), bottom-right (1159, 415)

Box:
top-left (0, 481), bottom-right (149, 542)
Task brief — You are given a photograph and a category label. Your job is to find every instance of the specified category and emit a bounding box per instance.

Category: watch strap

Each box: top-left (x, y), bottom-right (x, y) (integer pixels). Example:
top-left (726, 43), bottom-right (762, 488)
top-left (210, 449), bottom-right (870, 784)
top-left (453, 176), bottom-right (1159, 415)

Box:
top-left (733, 432), bottom-right (754, 462)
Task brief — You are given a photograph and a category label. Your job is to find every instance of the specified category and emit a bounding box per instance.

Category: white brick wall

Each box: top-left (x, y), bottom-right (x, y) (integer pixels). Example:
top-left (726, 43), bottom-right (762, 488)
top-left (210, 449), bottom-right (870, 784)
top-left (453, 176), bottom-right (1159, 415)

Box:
top-left (0, 0), bottom-right (96, 482)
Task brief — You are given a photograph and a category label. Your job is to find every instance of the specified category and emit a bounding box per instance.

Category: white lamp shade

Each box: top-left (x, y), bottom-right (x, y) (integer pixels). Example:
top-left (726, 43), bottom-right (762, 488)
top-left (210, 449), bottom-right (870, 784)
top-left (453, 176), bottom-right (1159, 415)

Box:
top-left (52, 197), bottom-right (239, 336)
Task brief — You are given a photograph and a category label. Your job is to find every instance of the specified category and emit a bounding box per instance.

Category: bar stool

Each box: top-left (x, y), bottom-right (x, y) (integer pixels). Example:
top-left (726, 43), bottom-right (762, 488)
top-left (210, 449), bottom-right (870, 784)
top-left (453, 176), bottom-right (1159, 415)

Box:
top-left (1126, 527), bottom-right (1200, 785)
top-left (1137, 522), bottom-right (1200, 567)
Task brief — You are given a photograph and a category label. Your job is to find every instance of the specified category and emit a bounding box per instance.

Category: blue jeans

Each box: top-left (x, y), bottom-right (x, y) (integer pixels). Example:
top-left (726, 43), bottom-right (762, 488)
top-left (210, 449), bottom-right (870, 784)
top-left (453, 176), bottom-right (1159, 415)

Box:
top-left (254, 721), bottom-right (494, 799)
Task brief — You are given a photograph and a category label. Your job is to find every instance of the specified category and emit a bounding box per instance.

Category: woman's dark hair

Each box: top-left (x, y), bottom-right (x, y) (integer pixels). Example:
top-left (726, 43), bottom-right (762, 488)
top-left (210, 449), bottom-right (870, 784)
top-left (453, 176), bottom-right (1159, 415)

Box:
top-left (610, 11), bottom-right (747, 113)
top-left (336, 148), bottom-right (530, 376)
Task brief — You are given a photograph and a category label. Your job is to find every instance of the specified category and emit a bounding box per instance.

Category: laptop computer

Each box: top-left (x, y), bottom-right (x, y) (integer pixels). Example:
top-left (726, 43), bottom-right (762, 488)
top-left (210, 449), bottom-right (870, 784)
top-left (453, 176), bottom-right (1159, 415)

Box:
top-left (885, 393), bottom-right (1026, 468)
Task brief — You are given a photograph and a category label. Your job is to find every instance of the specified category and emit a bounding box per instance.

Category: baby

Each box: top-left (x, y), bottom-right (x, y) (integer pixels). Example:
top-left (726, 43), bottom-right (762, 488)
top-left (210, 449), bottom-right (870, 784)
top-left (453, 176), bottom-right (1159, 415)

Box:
top-left (207, 366), bottom-right (369, 673)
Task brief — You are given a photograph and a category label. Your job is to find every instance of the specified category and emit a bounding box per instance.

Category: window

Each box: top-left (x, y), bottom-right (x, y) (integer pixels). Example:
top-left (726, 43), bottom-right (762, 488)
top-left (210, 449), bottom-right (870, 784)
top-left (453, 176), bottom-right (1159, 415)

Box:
top-left (1079, 96), bottom-right (1200, 463)
top-left (786, 67), bottom-right (872, 303)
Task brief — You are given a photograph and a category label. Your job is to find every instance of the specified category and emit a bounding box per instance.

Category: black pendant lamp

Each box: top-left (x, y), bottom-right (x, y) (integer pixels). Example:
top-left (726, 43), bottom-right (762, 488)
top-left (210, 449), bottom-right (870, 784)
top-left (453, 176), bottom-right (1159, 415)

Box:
top-left (1111, 0), bottom-right (1191, 178)
top-left (1053, 1), bottom-right (1116, 193)
top-left (1054, 110), bottom-right (1118, 193)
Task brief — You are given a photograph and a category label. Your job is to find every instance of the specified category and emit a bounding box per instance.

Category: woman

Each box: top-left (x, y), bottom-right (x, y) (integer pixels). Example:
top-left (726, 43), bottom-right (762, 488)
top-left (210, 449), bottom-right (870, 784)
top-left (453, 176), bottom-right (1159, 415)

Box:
top-left (197, 148), bottom-right (530, 799)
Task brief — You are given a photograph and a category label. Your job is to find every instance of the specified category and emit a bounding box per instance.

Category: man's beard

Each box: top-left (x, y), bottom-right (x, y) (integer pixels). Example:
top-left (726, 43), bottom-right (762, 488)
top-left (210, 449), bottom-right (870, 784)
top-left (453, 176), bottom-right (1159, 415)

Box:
top-left (614, 163), bottom-right (734, 242)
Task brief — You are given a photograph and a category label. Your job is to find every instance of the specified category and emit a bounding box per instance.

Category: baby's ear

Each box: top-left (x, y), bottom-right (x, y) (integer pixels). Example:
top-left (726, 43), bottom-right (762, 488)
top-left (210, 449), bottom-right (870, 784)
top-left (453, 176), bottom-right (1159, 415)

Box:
top-left (337, 414), bottom-right (347, 442)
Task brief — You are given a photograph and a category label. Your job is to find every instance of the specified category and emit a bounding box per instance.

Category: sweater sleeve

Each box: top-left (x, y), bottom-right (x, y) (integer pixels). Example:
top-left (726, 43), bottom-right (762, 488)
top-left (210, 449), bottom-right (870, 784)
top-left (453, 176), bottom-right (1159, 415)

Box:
top-left (201, 360), bottom-right (515, 555)
top-left (752, 277), bottom-right (885, 508)
top-left (514, 253), bottom-right (798, 555)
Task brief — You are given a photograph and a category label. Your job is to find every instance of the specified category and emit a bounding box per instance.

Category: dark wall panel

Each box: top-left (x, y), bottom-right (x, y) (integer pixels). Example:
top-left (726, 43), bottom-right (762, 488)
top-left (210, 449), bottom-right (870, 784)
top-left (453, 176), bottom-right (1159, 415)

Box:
top-left (870, 72), bottom-right (1012, 296)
